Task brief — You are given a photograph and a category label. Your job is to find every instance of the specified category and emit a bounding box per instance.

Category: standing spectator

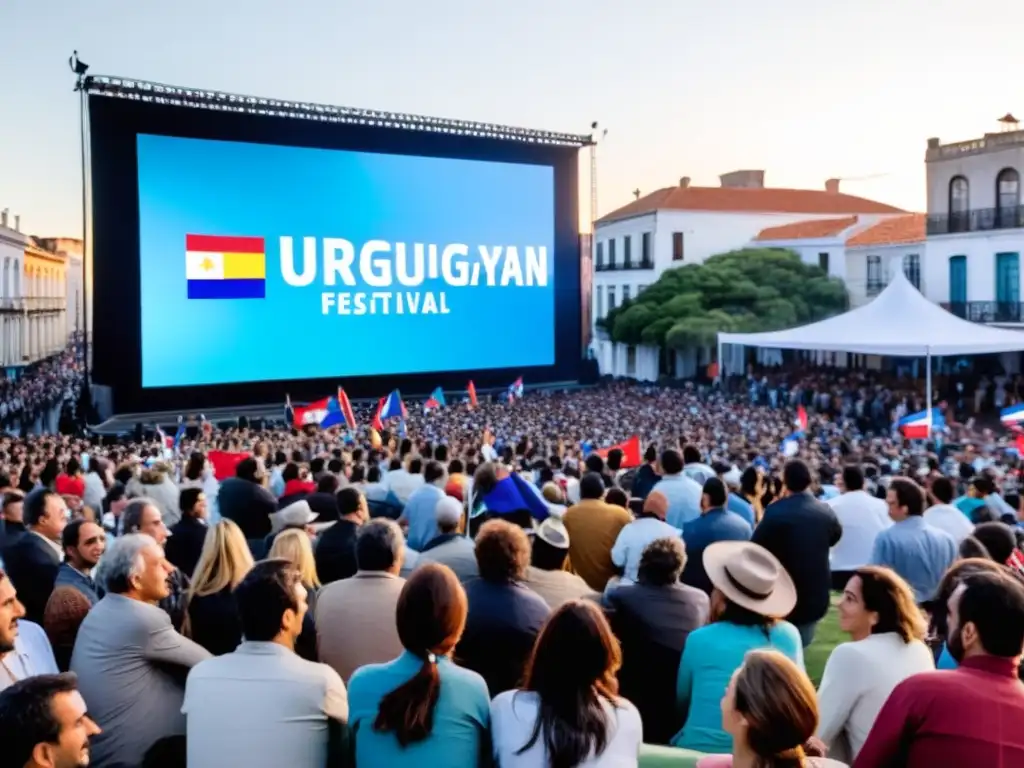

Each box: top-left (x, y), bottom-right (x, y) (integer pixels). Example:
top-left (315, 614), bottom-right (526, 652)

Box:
top-left (400, 460), bottom-right (448, 550)
top-left (315, 487), bottom-right (368, 585)
top-left (53, 519), bottom-right (104, 605)
top-left (348, 563), bottom-right (489, 768)
top-left (923, 475), bottom-right (974, 544)
top-left (753, 460), bottom-right (843, 647)
top-left (122, 497), bottom-right (190, 630)
top-left (491, 600), bottom-right (643, 766)
top-left (523, 517), bottom-right (597, 609)
top-left (0, 490), bottom-right (25, 555)
top-left (855, 570), bottom-right (1024, 766)
top-left (871, 478), bottom-right (957, 604)
top-left (0, 568), bottom-right (58, 692)
top-left (458, 519), bottom-right (550, 696)
top-left (828, 465), bottom-right (892, 591)
top-left (71, 534), bottom-right (211, 767)
top-left (182, 520), bottom-right (254, 656)
top-left (183, 559), bottom-right (349, 768)
top-left (672, 541), bottom-right (803, 754)
top-left (164, 487), bottom-right (209, 580)
top-left (415, 496), bottom-right (479, 583)
top-left (611, 490), bottom-right (681, 585)
top-left (563, 473), bottom-right (632, 592)
top-left (606, 537), bottom-right (710, 744)
top-left (0, 673), bottom-right (102, 768)
top-left (3, 490), bottom-right (66, 625)
top-left (54, 457), bottom-right (85, 500)
top-left (681, 478), bottom-right (753, 595)
top-left (652, 449), bottom-right (704, 528)
top-left (817, 566), bottom-right (935, 763)
top-left (217, 457), bottom-right (276, 555)
top-left (316, 519), bottom-right (406, 683)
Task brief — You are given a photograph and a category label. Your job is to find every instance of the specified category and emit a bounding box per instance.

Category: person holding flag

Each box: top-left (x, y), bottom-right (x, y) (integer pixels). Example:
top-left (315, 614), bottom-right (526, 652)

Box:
top-left (423, 387), bottom-right (446, 414)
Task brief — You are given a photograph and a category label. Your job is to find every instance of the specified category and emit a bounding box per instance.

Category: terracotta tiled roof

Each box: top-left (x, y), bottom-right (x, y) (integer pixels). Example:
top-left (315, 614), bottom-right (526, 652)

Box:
top-left (597, 186), bottom-right (905, 223)
top-left (846, 214), bottom-right (926, 247)
top-left (754, 216), bottom-right (859, 241)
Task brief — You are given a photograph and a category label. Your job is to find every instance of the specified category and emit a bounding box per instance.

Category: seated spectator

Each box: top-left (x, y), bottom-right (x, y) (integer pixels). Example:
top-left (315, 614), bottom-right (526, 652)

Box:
top-left (817, 566), bottom-right (934, 763)
top-left (182, 520), bottom-right (254, 656)
top-left (217, 457), bottom-right (277, 553)
top-left (315, 487), bottom-right (369, 585)
top-left (3, 489), bottom-right (65, 625)
top-left (1, 568), bottom-right (58, 692)
top-left (268, 528), bottom-right (321, 662)
top-left (415, 496), bottom-right (478, 583)
top-left (492, 600), bottom-right (643, 766)
top-left (164, 487), bottom-right (210, 579)
top-left (71, 534), bottom-right (211, 767)
top-left (0, 673), bottom-right (102, 768)
top-left (682, 478), bottom-right (753, 595)
top-left (652, 448), bottom-right (703, 528)
top-left (856, 570), bottom-right (1024, 766)
top-left (605, 537), bottom-right (709, 745)
top-left (54, 519), bottom-right (105, 605)
top-left (697, 650), bottom-right (846, 768)
top-left (316, 519), bottom-right (406, 683)
top-left (264, 498), bottom-right (318, 552)
top-left (523, 517), bottom-right (597, 609)
top-left (183, 559), bottom-right (348, 768)
top-left (122, 497), bottom-right (190, 630)
top-left (305, 473), bottom-right (341, 522)
top-left (348, 563), bottom-right (489, 768)
top-left (42, 585), bottom-right (92, 672)
top-left (563, 473), bottom-right (633, 592)
top-left (458, 519), bottom-right (550, 696)
top-left (672, 541), bottom-right (803, 753)
top-left (611, 490), bottom-right (681, 585)
top-left (923, 476), bottom-right (973, 544)
top-left (871, 478), bottom-right (957, 604)
top-left (400, 460), bottom-right (448, 550)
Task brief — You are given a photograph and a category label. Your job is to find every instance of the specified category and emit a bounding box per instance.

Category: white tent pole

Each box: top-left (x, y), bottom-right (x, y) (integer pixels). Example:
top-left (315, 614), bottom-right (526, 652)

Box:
top-left (717, 339), bottom-right (724, 383)
top-left (926, 348), bottom-right (933, 436)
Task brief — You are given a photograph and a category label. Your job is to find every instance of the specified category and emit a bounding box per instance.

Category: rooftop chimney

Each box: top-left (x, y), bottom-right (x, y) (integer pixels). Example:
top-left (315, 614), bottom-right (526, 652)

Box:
top-left (927, 137), bottom-right (941, 149)
top-left (824, 178), bottom-right (840, 194)
top-left (13, 215), bottom-right (20, 231)
top-left (679, 176), bottom-right (691, 189)
top-left (0, 209), bottom-right (7, 228)
top-left (719, 170), bottom-right (765, 189)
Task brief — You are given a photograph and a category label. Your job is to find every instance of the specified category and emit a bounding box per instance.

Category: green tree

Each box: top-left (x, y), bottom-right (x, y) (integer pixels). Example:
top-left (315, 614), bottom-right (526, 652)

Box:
top-left (605, 248), bottom-right (848, 351)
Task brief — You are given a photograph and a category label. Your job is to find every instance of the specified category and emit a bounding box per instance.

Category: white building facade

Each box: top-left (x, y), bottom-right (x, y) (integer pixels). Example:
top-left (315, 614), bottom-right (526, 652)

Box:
top-left (921, 122), bottom-right (1024, 324)
top-left (591, 171), bottom-right (906, 379)
top-left (0, 210), bottom-right (26, 368)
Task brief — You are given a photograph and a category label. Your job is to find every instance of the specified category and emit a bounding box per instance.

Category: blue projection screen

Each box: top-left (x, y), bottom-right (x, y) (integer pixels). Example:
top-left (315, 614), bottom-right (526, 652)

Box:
top-left (136, 134), bottom-right (555, 388)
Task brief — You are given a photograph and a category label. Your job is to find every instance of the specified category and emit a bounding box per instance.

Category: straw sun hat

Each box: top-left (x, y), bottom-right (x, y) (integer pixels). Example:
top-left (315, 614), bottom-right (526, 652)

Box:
top-left (702, 541), bottom-right (797, 618)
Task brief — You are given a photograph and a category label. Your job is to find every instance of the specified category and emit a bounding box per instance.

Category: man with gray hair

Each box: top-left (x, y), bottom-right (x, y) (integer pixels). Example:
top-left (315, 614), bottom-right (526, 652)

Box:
top-left (415, 496), bottom-right (477, 583)
top-left (72, 534), bottom-right (210, 767)
top-left (121, 497), bottom-right (189, 630)
top-left (314, 519), bottom-right (405, 683)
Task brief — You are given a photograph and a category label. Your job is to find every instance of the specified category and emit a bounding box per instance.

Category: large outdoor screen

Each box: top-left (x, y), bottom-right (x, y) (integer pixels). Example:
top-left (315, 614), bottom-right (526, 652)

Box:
top-left (136, 134), bottom-right (555, 388)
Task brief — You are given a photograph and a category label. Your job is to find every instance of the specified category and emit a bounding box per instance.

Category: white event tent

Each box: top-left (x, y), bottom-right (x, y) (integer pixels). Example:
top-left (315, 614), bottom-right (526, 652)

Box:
top-left (717, 271), bottom-right (1024, 423)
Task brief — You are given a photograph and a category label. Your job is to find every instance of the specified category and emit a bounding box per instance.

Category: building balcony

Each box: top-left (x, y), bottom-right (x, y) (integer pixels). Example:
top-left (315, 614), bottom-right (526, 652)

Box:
top-left (941, 301), bottom-right (1024, 324)
top-left (926, 205), bottom-right (1024, 236)
top-left (594, 259), bottom-right (655, 272)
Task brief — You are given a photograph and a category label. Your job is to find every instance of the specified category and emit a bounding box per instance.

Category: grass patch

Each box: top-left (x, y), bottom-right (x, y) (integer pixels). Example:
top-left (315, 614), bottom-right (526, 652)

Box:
top-left (805, 596), bottom-right (845, 687)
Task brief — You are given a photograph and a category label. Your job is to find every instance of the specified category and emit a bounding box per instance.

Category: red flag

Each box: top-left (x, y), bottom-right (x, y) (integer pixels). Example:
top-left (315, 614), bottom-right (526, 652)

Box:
top-left (1016, 434), bottom-right (1024, 455)
top-left (208, 450), bottom-right (250, 481)
top-left (596, 436), bottom-right (642, 469)
top-left (371, 398), bottom-right (385, 431)
top-left (337, 387), bottom-right (357, 431)
top-left (468, 380), bottom-right (478, 408)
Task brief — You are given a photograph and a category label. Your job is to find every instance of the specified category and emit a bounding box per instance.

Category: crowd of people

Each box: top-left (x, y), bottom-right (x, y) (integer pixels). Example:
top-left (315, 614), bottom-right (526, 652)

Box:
top-left (0, 354), bottom-right (1023, 767)
top-left (0, 348), bottom-right (81, 433)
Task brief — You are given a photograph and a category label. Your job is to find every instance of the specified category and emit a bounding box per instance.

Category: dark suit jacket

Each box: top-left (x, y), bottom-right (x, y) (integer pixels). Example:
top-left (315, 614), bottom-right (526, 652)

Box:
top-left (0, 520), bottom-right (27, 558)
top-left (217, 478), bottom-right (276, 541)
top-left (164, 516), bottom-right (209, 581)
top-left (187, 588), bottom-right (243, 656)
top-left (752, 491), bottom-right (843, 626)
top-left (4, 531), bottom-right (61, 624)
top-left (314, 519), bottom-right (360, 585)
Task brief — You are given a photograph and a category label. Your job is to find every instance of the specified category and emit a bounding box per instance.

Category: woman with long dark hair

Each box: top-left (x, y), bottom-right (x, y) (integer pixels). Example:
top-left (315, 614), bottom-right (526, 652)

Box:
top-left (347, 563), bottom-right (490, 767)
top-left (491, 599), bottom-right (643, 767)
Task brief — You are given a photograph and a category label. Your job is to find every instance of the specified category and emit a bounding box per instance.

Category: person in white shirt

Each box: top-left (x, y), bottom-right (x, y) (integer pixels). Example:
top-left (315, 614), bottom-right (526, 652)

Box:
top-left (922, 477), bottom-right (974, 544)
top-left (816, 565), bottom-right (934, 764)
top-left (491, 600), bottom-right (642, 767)
top-left (827, 465), bottom-right (891, 591)
top-left (610, 491), bottom-right (680, 585)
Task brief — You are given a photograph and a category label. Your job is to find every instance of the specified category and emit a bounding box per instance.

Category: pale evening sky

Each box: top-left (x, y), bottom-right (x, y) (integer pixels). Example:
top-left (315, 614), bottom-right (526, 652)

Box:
top-left (0, 0), bottom-right (1020, 237)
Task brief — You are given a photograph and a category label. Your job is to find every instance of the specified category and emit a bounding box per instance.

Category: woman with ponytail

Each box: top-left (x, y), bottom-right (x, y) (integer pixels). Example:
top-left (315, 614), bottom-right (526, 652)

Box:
top-left (697, 650), bottom-right (847, 768)
top-left (347, 562), bottom-right (490, 767)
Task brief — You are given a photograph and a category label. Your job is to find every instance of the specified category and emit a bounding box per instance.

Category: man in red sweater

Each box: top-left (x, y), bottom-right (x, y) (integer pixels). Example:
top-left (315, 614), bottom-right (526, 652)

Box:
top-left (855, 570), bottom-right (1024, 767)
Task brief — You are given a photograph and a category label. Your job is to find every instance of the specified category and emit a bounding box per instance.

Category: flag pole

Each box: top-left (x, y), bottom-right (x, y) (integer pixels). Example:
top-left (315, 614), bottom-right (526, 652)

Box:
top-left (926, 348), bottom-right (933, 437)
